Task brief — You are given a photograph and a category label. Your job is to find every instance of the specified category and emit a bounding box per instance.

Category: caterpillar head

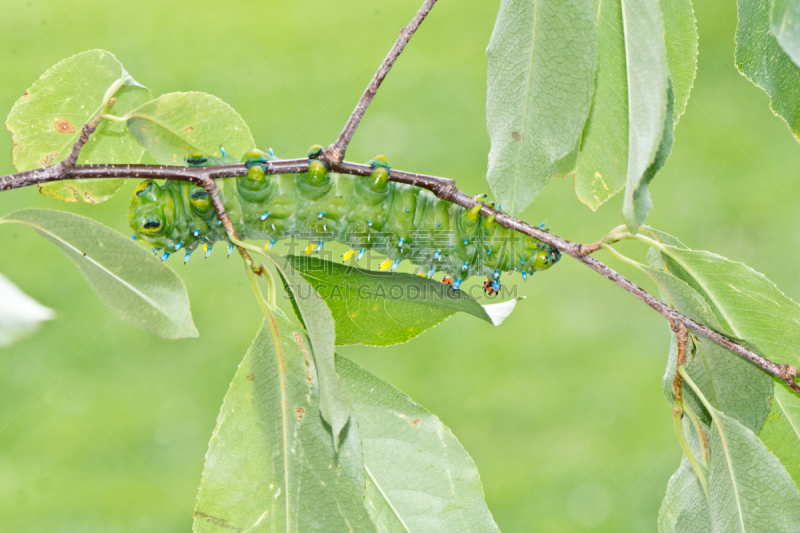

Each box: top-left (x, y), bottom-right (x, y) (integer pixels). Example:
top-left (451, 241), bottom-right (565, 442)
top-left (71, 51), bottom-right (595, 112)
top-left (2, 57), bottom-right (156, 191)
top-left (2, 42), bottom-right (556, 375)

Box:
top-left (128, 180), bottom-right (175, 248)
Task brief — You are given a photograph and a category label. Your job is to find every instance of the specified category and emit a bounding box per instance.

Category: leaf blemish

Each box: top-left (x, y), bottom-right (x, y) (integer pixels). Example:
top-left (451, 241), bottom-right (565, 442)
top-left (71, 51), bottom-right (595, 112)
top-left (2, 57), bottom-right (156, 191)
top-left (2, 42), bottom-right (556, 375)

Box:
top-left (185, 126), bottom-right (194, 133)
top-left (54, 119), bottom-right (75, 134)
top-left (295, 407), bottom-right (305, 421)
top-left (247, 373), bottom-right (254, 381)
top-left (511, 131), bottom-right (522, 141)
top-left (410, 418), bottom-right (419, 427)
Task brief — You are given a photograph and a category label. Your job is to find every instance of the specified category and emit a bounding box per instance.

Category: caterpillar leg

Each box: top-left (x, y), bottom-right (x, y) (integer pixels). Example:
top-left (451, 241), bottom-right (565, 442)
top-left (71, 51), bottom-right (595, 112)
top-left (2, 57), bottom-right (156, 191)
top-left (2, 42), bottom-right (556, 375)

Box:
top-left (483, 279), bottom-right (501, 295)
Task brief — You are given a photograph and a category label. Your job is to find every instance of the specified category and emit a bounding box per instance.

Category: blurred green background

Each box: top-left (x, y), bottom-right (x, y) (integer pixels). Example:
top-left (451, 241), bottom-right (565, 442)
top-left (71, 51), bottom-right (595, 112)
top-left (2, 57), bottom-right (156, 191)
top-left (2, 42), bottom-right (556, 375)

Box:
top-left (2, 0), bottom-right (800, 531)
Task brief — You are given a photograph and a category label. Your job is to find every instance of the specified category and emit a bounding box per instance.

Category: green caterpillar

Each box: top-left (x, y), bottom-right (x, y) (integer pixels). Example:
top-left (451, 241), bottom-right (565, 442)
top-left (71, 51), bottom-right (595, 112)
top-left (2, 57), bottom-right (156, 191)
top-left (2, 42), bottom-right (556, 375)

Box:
top-left (128, 146), bottom-right (560, 292)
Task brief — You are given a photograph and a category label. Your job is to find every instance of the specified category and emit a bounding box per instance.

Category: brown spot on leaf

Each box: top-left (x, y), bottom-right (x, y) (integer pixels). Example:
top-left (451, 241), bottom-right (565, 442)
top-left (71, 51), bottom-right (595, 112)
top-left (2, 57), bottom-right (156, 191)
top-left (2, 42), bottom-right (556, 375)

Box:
top-left (247, 373), bottom-right (254, 381)
top-left (410, 418), bottom-right (419, 427)
top-left (293, 333), bottom-right (314, 384)
top-left (193, 511), bottom-right (242, 532)
top-left (296, 407), bottom-right (305, 421)
top-left (108, 97), bottom-right (117, 107)
top-left (54, 120), bottom-right (75, 134)
top-left (185, 126), bottom-right (194, 133)
top-left (511, 131), bottom-right (522, 141)
top-left (23, 92), bottom-right (29, 98)
top-left (170, 154), bottom-right (177, 159)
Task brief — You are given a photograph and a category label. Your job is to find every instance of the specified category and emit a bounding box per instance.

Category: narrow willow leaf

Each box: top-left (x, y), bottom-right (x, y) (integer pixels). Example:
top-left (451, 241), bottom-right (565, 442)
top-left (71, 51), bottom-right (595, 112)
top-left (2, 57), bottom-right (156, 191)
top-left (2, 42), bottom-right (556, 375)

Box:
top-left (0, 273), bottom-right (54, 347)
top-left (759, 382), bottom-right (800, 489)
top-left (1, 209), bottom-right (197, 339)
top-left (486, 0), bottom-right (597, 215)
top-left (5, 49), bottom-right (151, 203)
top-left (706, 407), bottom-right (800, 531)
top-left (194, 316), bottom-right (374, 533)
top-left (620, 0), bottom-right (669, 232)
top-left (126, 92), bottom-right (254, 165)
top-left (573, 0), bottom-right (629, 209)
top-left (267, 256), bottom-right (350, 450)
top-left (737, 0), bottom-right (800, 141)
top-left (772, 0), bottom-right (800, 66)
top-left (661, 0), bottom-right (698, 123)
top-left (651, 239), bottom-right (800, 367)
top-left (337, 355), bottom-right (501, 533)
top-left (625, 79), bottom-right (675, 232)
top-left (574, 0), bottom-right (691, 210)
top-left (286, 256), bottom-right (508, 346)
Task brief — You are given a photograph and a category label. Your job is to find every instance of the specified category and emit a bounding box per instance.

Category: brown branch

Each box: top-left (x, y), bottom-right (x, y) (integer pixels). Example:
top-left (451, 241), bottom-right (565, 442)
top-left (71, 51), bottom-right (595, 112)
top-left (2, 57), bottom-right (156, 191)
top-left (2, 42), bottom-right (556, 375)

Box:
top-left (1, 157), bottom-right (797, 394)
top-left (321, 0), bottom-right (438, 166)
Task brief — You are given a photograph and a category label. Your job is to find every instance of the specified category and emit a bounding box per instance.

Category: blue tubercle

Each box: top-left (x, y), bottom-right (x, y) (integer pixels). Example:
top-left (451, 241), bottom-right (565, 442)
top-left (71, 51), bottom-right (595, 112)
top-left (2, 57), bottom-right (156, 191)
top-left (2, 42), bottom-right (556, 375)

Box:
top-left (160, 251), bottom-right (170, 261)
top-left (260, 212), bottom-right (270, 220)
top-left (367, 220), bottom-right (373, 227)
top-left (227, 244), bottom-right (234, 257)
top-left (174, 241), bottom-right (184, 251)
top-left (452, 279), bottom-right (462, 291)
top-left (268, 147), bottom-right (275, 158)
top-left (433, 250), bottom-right (441, 260)
top-left (316, 241), bottom-right (324, 252)
top-left (494, 269), bottom-right (500, 280)
top-left (391, 259), bottom-right (400, 271)
top-left (152, 247), bottom-right (161, 254)
top-left (318, 211), bottom-right (325, 219)
top-left (486, 249), bottom-right (492, 255)
top-left (522, 272), bottom-right (527, 281)
top-left (491, 280), bottom-right (500, 292)
top-left (462, 262), bottom-right (469, 272)
top-left (205, 245), bottom-right (213, 258)
top-left (220, 146), bottom-right (228, 157)
top-left (358, 248), bottom-right (366, 261)
top-left (184, 252), bottom-right (191, 264)
top-left (131, 234), bottom-right (137, 240)
top-left (427, 267), bottom-right (436, 278)
top-left (271, 223), bottom-right (276, 231)
top-left (398, 238), bottom-right (404, 249)
top-left (216, 220), bottom-right (223, 226)
top-left (520, 258), bottom-right (525, 265)
top-left (462, 239), bottom-right (468, 246)
top-left (192, 229), bottom-right (201, 237)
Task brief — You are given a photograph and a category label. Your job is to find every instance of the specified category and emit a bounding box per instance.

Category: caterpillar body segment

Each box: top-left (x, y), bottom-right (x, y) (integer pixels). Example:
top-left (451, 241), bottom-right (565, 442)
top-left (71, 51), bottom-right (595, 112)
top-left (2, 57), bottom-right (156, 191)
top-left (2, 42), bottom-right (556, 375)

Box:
top-left (128, 148), bottom-right (561, 289)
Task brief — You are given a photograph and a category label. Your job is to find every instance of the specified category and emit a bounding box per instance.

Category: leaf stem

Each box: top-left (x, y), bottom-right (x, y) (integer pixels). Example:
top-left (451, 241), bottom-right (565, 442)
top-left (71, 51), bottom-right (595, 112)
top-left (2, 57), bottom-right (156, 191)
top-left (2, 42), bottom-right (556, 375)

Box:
top-left (672, 392), bottom-right (709, 499)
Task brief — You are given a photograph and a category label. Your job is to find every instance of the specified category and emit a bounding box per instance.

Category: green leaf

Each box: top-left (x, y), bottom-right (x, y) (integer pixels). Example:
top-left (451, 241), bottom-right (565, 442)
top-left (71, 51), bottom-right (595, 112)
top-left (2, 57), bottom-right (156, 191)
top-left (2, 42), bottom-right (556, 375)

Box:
top-left (772, 0), bottom-right (800, 66)
top-left (620, 0), bottom-right (670, 232)
top-left (573, 0), bottom-right (676, 214)
top-left (486, 0), bottom-right (597, 215)
top-left (126, 92), bottom-right (254, 165)
top-left (5, 49), bottom-right (151, 203)
top-left (0, 209), bottom-right (197, 339)
top-left (624, 79), bottom-right (675, 232)
top-left (661, 0), bottom-right (698, 123)
top-left (194, 315), bottom-right (374, 533)
top-left (706, 407), bottom-right (800, 531)
top-left (337, 355), bottom-right (501, 533)
top-left (759, 381), bottom-right (800, 489)
top-left (0, 272), bottom-right (54, 348)
top-left (736, 0), bottom-right (800, 141)
top-left (659, 452), bottom-right (710, 532)
top-left (649, 238), bottom-right (800, 367)
top-left (286, 256), bottom-right (513, 346)
top-left (267, 255), bottom-right (350, 451)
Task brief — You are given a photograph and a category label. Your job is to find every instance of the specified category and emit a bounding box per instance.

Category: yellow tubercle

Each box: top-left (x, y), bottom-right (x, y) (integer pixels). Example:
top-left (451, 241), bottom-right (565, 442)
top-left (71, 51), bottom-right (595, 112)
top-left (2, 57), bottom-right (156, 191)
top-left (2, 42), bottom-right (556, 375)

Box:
top-left (466, 203), bottom-right (482, 222)
top-left (304, 243), bottom-right (317, 255)
top-left (380, 259), bottom-right (392, 271)
top-left (342, 250), bottom-right (355, 261)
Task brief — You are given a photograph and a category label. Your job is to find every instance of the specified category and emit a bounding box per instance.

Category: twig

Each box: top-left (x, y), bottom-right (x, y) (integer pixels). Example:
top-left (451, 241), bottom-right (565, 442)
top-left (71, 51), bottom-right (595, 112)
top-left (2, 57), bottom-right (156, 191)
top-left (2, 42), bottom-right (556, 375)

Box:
top-left (0, 157), bottom-right (797, 394)
top-left (321, 0), bottom-right (438, 166)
